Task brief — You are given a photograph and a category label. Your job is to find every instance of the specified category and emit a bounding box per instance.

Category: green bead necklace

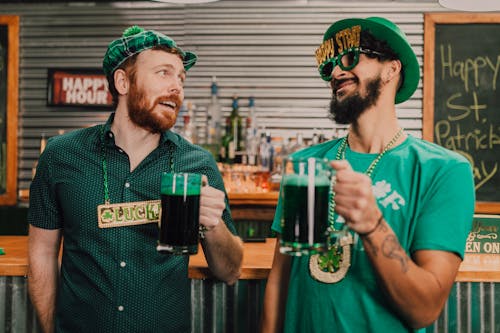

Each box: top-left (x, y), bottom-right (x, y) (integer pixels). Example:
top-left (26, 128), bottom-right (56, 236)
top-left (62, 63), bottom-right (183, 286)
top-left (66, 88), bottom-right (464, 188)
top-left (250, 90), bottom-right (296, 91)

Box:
top-left (309, 128), bottom-right (404, 283)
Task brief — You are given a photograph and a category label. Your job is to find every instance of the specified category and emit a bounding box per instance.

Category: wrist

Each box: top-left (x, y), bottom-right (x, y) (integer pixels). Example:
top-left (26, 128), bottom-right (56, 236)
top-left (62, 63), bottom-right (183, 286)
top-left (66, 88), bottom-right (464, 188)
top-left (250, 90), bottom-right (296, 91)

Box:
top-left (358, 214), bottom-right (384, 237)
top-left (199, 219), bottom-right (220, 239)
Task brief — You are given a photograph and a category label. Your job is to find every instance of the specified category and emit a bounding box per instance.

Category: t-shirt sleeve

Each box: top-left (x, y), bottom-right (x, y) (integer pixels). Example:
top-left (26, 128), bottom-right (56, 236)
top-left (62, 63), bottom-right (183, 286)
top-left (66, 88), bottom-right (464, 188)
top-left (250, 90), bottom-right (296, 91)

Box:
top-left (411, 161), bottom-right (475, 259)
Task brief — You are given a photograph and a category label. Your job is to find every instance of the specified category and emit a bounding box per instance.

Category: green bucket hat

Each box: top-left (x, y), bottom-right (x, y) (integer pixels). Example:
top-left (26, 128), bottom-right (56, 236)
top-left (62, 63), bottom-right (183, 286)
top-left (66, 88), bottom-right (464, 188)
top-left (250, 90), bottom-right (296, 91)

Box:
top-left (317, 17), bottom-right (419, 104)
top-left (103, 25), bottom-right (197, 77)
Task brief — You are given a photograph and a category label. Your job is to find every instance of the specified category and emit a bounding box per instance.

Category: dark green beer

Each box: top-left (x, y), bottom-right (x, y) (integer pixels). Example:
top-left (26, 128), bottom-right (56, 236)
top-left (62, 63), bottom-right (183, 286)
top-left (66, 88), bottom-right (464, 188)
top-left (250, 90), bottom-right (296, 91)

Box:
top-left (282, 183), bottom-right (330, 244)
top-left (158, 173), bottom-right (202, 255)
top-left (280, 175), bottom-right (330, 255)
top-left (280, 157), bottom-right (333, 255)
top-left (159, 193), bottom-right (200, 254)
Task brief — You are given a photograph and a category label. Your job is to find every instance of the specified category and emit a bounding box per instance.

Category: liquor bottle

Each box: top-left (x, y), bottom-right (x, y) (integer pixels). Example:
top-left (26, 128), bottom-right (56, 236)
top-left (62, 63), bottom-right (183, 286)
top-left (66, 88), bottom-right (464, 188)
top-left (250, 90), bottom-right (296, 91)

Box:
top-left (311, 130), bottom-right (319, 146)
top-left (245, 97), bottom-right (259, 165)
top-left (181, 115), bottom-right (194, 143)
top-left (206, 77), bottom-right (222, 144)
top-left (270, 136), bottom-right (288, 191)
top-left (288, 132), bottom-right (306, 153)
top-left (220, 117), bottom-right (233, 164)
top-left (318, 132), bottom-right (327, 143)
top-left (180, 101), bottom-right (196, 144)
top-left (259, 131), bottom-right (274, 172)
top-left (225, 95), bottom-right (243, 164)
top-left (257, 131), bottom-right (274, 192)
top-left (274, 136), bottom-right (289, 171)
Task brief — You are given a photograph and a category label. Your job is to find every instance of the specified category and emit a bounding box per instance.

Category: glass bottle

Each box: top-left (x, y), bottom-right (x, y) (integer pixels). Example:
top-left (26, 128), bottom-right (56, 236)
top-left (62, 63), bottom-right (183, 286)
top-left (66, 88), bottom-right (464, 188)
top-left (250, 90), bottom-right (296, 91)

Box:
top-left (206, 76), bottom-right (221, 144)
top-left (245, 97), bottom-right (259, 166)
top-left (311, 130), bottom-right (319, 146)
top-left (180, 101), bottom-right (196, 144)
top-left (318, 132), bottom-right (327, 143)
top-left (289, 132), bottom-right (306, 153)
top-left (181, 115), bottom-right (194, 143)
top-left (220, 117), bottom-right (232, 163)
top-left (259, 131), bottom-right (274, 172)
top-left (228, 95), bottom-right (243, 164)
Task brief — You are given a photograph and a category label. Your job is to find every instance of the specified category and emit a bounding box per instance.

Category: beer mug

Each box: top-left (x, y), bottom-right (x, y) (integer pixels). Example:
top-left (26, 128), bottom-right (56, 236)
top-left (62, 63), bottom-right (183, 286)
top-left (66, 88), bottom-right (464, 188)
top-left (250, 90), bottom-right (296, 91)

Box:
top-left (157, 172), bottom-right (202, 255)
top-left (280, 157), bottom-right (333, 256)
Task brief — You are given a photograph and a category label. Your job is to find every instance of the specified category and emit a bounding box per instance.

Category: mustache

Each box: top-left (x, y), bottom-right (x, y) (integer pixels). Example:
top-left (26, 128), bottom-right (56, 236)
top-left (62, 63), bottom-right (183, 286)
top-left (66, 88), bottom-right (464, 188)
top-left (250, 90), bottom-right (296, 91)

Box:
top-left (332, 77), bottom-right (358, 92)
top-left (154, 94), bottom-right (182, 109)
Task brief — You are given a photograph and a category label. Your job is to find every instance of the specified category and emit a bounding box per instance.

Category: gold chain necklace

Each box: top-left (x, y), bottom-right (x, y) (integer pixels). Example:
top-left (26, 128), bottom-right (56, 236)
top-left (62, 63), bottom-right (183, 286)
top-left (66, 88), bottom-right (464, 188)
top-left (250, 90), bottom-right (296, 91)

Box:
top-left (309, 128), bottom-right (404, 283)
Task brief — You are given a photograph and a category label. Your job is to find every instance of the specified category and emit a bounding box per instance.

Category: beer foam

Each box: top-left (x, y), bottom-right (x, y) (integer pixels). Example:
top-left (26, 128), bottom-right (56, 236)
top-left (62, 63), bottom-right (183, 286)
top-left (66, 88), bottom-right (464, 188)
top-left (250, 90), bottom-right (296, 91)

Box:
top-left (283, 174), bottom-right (330, 186)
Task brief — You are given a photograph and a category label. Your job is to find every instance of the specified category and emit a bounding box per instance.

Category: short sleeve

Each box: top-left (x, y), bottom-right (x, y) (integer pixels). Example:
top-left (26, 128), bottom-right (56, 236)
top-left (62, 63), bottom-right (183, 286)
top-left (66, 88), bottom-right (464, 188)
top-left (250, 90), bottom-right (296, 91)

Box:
top-left (28, 145), bottom-right (62, 230)
top-left (411, 161), bottom-right (475, 259)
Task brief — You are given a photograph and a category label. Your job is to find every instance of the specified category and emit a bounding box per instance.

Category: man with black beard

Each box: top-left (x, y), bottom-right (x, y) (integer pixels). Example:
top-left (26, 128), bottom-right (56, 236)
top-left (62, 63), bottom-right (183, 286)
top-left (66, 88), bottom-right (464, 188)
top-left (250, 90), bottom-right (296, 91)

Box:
top-left (329, 76), bottom-right (381, 125)
top-left (262, 17), bottom-right (475, 333)
top-left (28, 26), bottom-right (243, 333)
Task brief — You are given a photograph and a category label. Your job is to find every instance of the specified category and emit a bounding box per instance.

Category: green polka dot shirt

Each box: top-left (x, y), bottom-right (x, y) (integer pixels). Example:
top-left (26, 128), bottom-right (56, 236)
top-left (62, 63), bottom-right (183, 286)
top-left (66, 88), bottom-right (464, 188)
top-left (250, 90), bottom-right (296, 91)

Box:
top-left (28, 113), bottom-right (237, 332)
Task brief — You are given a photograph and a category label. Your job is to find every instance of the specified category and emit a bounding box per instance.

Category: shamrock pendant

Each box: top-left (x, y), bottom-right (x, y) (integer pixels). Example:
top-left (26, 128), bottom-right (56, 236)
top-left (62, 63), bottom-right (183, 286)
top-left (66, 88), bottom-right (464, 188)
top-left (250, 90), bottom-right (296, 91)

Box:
top-left (309, 233), bottom-right (354, 283)
top-left (317, 245), bottom-right (343, 272)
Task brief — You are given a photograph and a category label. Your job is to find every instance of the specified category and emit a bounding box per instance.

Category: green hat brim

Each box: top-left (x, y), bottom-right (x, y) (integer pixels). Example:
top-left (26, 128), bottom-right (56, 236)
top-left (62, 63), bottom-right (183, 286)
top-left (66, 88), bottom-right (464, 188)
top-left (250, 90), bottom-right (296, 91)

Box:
top-left (322, 17), bottom-right (420, 104)
top-left (182, 51), bottom-right (197, 71)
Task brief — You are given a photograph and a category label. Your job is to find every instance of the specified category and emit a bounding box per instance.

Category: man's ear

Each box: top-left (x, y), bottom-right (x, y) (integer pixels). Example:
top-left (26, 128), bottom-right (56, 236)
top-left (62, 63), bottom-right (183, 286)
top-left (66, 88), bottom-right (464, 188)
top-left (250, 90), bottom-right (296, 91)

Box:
top-left (113, 69), bottom-right (129, 95)
top-left (385, 59), bottom-right (402, 84)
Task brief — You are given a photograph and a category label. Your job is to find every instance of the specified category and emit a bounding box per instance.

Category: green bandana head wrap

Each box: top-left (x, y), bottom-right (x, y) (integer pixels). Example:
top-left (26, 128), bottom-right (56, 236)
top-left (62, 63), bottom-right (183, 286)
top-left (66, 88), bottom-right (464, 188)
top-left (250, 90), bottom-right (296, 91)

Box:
top-left (102, 25), bottom-right (197, 77)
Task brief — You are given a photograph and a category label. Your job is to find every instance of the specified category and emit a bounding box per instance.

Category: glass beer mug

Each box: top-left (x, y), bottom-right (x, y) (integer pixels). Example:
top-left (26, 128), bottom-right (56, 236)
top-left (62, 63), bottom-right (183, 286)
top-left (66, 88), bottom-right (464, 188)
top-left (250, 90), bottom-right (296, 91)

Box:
top-left (157, 172), bottom-right (202, 255)
top-left (280, 157), bottom-right (334, 256)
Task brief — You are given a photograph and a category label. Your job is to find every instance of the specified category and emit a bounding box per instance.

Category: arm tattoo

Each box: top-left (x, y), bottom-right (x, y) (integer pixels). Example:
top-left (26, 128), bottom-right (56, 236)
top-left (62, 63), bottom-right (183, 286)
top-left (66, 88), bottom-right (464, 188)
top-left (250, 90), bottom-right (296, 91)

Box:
top-left (381, 235), bottom-right (409, 273)
top-left (363, 219), bottom-right (388, 257)
top-left (364, 237), bottom-right (379, 257)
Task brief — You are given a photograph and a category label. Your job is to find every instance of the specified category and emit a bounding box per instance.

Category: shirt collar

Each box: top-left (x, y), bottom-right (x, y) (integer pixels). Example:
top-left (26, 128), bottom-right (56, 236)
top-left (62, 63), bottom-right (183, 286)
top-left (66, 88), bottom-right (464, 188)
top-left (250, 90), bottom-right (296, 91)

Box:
top-left (101, 112), bottom-right (180, 148)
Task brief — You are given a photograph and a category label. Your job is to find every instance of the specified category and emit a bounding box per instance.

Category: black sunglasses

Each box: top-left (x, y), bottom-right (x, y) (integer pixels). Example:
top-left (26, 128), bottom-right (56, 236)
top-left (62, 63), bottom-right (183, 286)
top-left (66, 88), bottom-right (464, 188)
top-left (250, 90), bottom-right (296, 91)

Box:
top-left (318, 48), bottom-right (386, 81)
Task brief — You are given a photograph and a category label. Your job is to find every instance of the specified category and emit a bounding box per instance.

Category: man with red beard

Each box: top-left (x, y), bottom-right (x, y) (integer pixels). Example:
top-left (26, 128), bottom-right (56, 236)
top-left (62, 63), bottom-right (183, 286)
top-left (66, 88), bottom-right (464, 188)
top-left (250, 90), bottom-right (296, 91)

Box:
top-left (261, 17), bottom-right (475, 333)
top-left (27, 26), bottom-right (243, 333)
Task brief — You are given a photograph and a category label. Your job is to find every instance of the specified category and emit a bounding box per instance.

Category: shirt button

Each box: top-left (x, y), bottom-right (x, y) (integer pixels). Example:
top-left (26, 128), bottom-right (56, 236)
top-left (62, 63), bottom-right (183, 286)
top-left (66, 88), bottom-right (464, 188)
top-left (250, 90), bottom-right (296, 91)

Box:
top-left (118, 305), bottom-right (124, 311)
top-left (125, 182), bottom-right (130, 188)
top-left (120, 261), bottom-right (126, 267)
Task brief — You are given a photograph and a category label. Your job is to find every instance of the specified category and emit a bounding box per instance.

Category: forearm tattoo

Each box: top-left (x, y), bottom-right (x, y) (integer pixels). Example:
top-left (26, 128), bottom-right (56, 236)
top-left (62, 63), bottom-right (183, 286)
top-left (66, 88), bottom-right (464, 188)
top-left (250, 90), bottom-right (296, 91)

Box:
top-left (364, 237), bottom-right (379, 257)
top-left (363, 220), bottom-right (389, 257)
top-left (381, 235), bottom-right (409, 273)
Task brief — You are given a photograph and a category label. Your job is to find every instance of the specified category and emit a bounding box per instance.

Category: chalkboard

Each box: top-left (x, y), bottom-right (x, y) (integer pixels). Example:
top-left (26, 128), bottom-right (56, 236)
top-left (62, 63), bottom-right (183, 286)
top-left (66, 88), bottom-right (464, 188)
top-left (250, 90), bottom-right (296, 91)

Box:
top-left (423, 13), bottom-right (500, 214)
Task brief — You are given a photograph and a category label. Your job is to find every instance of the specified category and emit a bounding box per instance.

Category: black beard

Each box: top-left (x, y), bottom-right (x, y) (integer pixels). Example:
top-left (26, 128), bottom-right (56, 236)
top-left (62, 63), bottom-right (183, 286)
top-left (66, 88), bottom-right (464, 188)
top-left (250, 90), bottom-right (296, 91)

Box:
top-left (328, 77), bottom-right (382, 125)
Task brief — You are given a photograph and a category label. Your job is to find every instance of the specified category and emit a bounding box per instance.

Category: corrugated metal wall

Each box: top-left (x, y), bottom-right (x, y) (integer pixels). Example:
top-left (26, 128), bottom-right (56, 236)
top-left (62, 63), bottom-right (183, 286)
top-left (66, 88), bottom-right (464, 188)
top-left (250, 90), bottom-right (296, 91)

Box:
top-left (1, 277), bottom-right (498, 333)
top-left (0, 0), bottom-right (442, 191)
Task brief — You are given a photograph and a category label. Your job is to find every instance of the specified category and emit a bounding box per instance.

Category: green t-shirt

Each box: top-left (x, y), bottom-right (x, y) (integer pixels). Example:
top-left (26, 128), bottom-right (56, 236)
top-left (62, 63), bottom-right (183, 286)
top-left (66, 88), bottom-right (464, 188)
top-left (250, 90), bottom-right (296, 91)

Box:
top-left (28, 113), bottom-right (237, 333)
top-left (272, 135), bottom-right (475, 333)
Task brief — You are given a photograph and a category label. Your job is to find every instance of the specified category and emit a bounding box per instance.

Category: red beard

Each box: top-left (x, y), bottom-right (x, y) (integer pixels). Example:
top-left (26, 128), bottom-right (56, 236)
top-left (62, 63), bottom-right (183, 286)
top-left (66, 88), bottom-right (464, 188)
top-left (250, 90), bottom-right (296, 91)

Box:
top-left (127, 80), bottom-right (182, 133)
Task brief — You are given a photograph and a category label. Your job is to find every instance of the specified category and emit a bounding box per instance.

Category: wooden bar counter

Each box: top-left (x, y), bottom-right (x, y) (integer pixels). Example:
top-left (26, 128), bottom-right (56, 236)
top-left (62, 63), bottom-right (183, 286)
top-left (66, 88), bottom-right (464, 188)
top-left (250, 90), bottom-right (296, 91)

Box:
top-left (2, 235), bottom-right (500, 332)
top-left (1, 235), bottom-right (500, 281)
top-left (0, 236), bottom-right (276, 279)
